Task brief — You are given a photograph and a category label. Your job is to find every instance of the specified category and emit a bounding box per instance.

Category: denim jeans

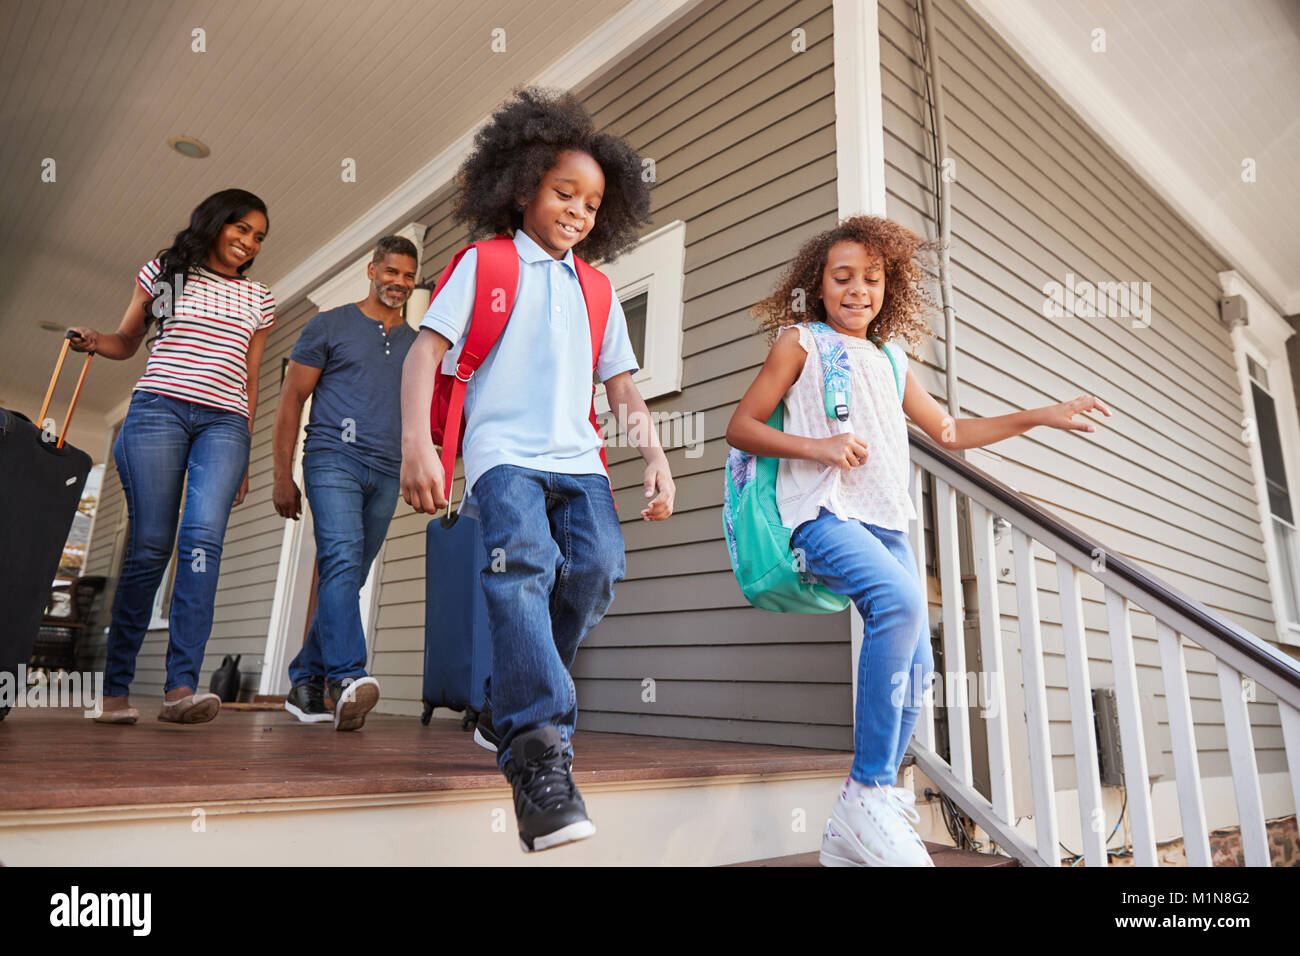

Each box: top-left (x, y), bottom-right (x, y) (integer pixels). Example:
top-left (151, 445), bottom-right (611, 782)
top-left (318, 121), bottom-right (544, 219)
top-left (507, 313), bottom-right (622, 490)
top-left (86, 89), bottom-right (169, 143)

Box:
top-left (791, 508), bottom-right (935, 786)
top-left (472, 464), bottom-right (625, 770)
top-left (287, 450), bottom-right (400, 686)
top-left (104, 391), bottom-right (250, 696)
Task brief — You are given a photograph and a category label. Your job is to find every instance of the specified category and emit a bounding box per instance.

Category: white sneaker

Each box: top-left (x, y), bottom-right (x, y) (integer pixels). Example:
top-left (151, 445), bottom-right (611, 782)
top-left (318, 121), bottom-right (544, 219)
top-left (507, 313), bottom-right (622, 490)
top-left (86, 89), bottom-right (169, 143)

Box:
top-left (332, 676), bottom-right (380, 732)
top-left (819, 784), bottom-right (934, 867)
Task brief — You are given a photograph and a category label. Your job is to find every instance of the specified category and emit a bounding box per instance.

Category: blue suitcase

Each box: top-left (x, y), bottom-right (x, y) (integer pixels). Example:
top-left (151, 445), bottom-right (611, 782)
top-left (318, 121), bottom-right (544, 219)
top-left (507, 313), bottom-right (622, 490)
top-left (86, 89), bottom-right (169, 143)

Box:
top-left (420, 514), bottom-right (492, 726)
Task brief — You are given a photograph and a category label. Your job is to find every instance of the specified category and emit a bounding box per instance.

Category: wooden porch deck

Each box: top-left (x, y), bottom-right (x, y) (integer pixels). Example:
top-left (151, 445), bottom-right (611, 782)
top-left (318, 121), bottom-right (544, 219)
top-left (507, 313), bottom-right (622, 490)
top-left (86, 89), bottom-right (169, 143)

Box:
top-left (0, 704), bottom-right (1013, 866)
top-left (0, 702), bottom-right (852, 812)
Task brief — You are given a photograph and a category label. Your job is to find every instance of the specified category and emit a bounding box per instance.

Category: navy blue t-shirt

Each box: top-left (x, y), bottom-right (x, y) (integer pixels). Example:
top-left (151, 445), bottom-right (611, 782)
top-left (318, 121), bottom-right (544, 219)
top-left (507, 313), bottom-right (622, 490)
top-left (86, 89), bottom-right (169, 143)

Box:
top-left (290, 303), bottom-right (417, 477)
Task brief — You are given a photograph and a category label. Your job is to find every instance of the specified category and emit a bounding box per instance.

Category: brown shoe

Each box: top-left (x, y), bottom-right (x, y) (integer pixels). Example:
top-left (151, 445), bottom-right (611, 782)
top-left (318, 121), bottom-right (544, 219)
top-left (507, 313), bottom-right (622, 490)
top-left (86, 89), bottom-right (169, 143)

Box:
top-left (158, 693), bottom-right (221, 724)
top-left (93, 707), bottom-right (139, 725)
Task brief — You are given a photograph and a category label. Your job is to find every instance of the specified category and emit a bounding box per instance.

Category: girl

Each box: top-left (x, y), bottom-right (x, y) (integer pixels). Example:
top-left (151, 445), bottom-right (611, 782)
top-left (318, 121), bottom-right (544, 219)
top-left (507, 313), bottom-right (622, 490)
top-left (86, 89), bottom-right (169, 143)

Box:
top-left (725, 216), bottom-right (1109, 866)
top-left (68, 188), bottom-right (275, 725)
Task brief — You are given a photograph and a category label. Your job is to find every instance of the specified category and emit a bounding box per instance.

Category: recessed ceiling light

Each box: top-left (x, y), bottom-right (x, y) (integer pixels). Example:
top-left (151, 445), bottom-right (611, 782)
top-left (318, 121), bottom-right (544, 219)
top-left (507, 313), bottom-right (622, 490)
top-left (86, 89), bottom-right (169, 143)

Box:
top-left (168, 136), bottom-right (210, 158)
top-left (38, 321), bottom-right (65, 332)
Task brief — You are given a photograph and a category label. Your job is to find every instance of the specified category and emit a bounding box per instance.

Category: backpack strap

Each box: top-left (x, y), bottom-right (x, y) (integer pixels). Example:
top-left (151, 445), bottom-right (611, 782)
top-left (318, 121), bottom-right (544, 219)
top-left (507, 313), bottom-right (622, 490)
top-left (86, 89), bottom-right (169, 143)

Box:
top-left (807, 321), bottom-right (853, 422)
top-left (573, 257), bottom-right (613, 474)
top-left (437, 236), bottom-right (519, 494)
top-left (871, 336), bottom-right (905, 401)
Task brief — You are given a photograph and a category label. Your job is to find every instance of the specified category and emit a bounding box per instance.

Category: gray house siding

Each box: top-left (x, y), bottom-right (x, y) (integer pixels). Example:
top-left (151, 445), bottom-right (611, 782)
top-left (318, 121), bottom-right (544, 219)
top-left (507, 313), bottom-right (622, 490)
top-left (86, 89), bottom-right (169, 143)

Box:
top-left (878, 0), bottom-right (1286, 797)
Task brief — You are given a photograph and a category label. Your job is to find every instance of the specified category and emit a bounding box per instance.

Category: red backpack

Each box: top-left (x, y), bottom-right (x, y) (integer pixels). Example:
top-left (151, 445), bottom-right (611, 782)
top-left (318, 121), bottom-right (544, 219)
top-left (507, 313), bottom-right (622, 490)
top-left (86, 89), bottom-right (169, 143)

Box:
top-left (427, 235), bottom-right (614, 506)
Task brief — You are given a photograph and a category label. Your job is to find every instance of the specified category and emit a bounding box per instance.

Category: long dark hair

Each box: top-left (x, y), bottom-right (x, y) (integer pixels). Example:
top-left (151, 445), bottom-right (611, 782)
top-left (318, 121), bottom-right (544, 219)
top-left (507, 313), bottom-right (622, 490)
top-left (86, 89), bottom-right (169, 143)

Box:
top-left (148, 188), bottom-right (269, 331)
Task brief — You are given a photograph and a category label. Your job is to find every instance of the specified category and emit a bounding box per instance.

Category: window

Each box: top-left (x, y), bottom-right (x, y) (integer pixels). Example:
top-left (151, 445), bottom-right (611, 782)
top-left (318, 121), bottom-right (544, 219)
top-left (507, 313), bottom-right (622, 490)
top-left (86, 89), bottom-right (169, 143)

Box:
top-left (593, 220), bottom-right (686, 412)
top-left (1248, 370), bottom-right (1300, 623)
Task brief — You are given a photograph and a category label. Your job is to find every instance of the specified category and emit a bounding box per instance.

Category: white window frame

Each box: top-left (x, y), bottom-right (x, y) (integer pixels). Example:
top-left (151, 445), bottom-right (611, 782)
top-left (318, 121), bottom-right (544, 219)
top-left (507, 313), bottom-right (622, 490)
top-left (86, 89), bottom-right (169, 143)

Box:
top-left (1223, 270), bottom-right (1300, 647)
top-left (593, 219), bottom-right (686, 413)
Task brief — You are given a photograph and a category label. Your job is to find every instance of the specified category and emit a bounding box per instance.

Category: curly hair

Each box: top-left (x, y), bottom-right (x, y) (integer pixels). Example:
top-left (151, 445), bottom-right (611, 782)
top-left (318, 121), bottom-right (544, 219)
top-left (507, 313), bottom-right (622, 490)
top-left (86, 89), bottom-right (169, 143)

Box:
top-left (451, 87), bottom-right (652, 262)
top-left (751, 216), bottom-right (940, 352)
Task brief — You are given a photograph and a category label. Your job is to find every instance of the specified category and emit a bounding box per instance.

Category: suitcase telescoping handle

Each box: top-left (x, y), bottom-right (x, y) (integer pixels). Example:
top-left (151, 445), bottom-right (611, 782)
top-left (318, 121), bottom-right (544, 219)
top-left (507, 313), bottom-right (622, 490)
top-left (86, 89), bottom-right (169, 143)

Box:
top-left (37, 331), bottom-right (93, 449)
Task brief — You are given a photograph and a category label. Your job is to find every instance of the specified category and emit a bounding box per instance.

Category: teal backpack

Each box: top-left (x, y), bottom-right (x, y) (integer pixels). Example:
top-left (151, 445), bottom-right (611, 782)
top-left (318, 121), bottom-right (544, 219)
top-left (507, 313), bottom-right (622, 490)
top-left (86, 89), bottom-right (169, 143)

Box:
top-left (723, 322), bottom-right (905, 613)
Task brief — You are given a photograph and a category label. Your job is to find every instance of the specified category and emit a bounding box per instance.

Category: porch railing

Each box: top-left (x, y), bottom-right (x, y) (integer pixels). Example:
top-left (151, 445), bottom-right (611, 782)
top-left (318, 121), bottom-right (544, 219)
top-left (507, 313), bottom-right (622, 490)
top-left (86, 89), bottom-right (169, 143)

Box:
top-left (904, 427), bottom-right (1300, 867)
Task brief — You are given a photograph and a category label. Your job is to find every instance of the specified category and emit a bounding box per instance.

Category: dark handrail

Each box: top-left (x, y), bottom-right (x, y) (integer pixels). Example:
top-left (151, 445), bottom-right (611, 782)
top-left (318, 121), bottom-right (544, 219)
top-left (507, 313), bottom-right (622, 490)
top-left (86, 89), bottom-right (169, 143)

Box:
top-left (908, 426), bottom-right (1300, 695)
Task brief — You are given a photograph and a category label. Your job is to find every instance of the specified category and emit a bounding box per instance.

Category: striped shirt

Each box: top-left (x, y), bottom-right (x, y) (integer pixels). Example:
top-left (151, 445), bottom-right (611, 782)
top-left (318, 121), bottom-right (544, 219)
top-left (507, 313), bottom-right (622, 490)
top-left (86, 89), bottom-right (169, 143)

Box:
top-left (133, 259), bottom-right (275, 418)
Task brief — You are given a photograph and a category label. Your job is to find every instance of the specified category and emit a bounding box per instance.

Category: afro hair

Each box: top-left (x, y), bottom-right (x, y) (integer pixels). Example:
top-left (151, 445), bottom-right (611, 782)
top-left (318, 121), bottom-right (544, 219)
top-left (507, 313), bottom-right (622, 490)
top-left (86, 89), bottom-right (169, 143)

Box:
top-left (451, 87), bottom-right (652, 263)
top-left (751, 215), bottom-right (941, 352)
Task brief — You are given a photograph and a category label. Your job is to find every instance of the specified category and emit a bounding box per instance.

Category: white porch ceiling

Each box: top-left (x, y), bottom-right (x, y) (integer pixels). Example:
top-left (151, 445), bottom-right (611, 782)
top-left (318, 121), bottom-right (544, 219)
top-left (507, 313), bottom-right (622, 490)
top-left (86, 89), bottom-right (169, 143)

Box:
top-left (969, 0), bottom-right (1300, 316)
top-left (0, 0), bottom-right (659, 429)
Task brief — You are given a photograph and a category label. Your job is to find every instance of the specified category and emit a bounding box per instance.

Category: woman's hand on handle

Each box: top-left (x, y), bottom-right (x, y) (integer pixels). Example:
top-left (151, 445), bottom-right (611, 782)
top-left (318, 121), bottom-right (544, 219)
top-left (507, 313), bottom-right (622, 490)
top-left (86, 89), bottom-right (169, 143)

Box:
top-left (1040, 395), bottom-right (1111, 433)
top-left (66, 328), bottom-right (99, 354)
top-left (401, 442), bottom-right (448, 514)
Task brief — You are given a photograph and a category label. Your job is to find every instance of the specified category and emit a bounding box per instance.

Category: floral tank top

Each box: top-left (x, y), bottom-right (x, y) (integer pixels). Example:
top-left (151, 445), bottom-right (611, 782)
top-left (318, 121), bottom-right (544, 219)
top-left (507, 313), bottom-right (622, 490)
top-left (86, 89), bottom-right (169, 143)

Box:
top-left (775, 323), bottom-right (916, 534)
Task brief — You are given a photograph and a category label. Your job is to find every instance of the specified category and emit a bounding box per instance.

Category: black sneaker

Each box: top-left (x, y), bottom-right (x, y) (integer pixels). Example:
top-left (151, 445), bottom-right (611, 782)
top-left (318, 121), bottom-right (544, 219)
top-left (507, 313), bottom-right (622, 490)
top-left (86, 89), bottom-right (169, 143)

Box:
top-left (327, 676), bottom-right (381, 732)
top-left (504, 725), bottom-right (595, 852)
top-left (285, 676), bottom-right (331, 724)
top-left (473, 698), bottom-right (500, 753)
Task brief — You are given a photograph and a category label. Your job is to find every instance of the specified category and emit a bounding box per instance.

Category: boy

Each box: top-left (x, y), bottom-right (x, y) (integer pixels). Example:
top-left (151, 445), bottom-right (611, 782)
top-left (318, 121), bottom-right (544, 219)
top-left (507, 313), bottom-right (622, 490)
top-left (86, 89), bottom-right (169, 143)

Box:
top-left (400, 89), bottom-right (674, 851)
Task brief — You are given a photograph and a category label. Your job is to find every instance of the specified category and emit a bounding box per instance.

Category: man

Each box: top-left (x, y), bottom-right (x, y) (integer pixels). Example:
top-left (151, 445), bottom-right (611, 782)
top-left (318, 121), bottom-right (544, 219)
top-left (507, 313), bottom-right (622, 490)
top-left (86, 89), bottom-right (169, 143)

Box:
top-left (272, 236), bottom-right (419, 730)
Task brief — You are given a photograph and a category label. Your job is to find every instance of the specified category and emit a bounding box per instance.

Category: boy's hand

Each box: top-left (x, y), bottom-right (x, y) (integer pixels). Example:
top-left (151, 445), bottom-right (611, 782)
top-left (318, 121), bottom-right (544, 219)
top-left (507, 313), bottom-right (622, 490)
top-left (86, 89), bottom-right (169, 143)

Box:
top-left (401, 441), bottom-right (448, 514)
top-left (1042, 395), bottom-right (1111, 433)
top-left (641, 460), bottom-right (675, 521)
top-left (814, 433), bottom-right (870, 469)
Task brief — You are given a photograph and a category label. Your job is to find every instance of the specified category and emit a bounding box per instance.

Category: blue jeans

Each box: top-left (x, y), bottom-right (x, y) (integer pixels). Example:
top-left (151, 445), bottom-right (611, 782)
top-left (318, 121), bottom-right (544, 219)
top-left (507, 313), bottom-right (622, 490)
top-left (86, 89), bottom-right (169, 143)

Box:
top-left (791, 508), bottom-right (935, 786)
top-left (288, 450), bottom-right (399, 686)
top-left (104, 391), bottom-right (250, 696)
top-left (472, 464), bottom-right (625, 770)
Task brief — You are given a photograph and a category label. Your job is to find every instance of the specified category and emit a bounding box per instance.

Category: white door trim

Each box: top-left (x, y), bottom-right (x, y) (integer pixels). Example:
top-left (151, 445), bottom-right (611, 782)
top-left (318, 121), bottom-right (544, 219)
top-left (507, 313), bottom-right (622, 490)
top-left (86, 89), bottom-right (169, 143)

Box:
top-left (833, 0), bottom-right (889, 712)
top-left (833, 0), bottom-right (887, 220)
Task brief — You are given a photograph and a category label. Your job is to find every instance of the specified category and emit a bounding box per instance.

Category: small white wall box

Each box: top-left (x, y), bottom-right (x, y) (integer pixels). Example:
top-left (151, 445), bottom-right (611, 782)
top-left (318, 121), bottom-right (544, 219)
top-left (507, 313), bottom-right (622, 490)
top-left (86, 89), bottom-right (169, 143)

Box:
top-left (1219, 294), bottom-right (1248, 330)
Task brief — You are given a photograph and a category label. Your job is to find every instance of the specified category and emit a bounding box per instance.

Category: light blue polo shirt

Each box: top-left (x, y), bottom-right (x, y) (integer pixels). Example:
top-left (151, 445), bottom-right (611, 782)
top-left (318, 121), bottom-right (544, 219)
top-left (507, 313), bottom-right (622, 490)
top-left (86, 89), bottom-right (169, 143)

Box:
top-left (419, 230), bottom-right (639, 515)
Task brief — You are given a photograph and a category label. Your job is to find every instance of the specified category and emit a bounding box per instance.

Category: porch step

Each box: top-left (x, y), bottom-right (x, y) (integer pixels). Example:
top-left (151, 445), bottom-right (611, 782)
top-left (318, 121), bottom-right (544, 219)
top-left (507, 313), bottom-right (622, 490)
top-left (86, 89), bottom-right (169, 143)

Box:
top-left (731, 844), bottom-right (1019, 867)
top-left (0, 704), bottom-right (861, 866)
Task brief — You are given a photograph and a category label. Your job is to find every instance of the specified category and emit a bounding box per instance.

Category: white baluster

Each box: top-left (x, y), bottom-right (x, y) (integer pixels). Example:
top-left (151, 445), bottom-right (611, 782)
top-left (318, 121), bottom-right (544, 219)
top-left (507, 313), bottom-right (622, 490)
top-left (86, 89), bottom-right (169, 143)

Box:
top-left (1014, 530), bottom-right (1059, 865)
top-left (973, 504), bottom-right (1013, 823)
top-left (1281, 701), bottom-right (1300, 845)
top-left (1105, 589), bottom-right (1157, 866)
top-left (1057, 560), bottom-right (1107, 867)
top-left (934, 477), bottom-right (971, 786)
top-left (910, 462), bottom-right (935, 751)
top-left (1154, 622), bottom-right (1210, 866)
top-left (1216, 661), bottom-right (1270, 866)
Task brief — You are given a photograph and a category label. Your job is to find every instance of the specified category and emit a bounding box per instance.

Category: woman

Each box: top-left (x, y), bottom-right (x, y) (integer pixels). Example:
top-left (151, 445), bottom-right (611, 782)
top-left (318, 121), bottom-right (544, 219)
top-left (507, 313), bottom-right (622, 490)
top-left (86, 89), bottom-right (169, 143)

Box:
top-left (68, 188), bottom-right (275, 724)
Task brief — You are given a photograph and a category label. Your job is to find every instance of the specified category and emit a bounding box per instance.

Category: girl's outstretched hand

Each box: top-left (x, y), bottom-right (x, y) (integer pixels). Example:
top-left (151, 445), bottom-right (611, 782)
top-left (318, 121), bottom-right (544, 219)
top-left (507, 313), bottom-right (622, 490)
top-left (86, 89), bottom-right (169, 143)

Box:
top-left (1042, 395), bottom-right (1111, 433)
top-left (814, 433), bottom-right (870, 469)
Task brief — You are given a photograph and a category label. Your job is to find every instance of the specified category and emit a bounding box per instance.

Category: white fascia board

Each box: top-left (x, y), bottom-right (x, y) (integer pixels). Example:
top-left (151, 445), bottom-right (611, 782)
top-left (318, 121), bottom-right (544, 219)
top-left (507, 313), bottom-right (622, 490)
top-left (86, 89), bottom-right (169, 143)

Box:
top-left (967, 0), bottom-right (1295, 316)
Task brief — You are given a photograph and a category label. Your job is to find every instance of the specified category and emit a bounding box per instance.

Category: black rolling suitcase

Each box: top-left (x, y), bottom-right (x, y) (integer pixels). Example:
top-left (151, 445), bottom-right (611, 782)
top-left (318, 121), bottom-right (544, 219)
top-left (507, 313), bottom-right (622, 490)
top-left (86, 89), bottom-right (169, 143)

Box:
top-left (0, 334), bottom-right (94, 719)
top-left (420, 513), bottom-right (493, 729)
